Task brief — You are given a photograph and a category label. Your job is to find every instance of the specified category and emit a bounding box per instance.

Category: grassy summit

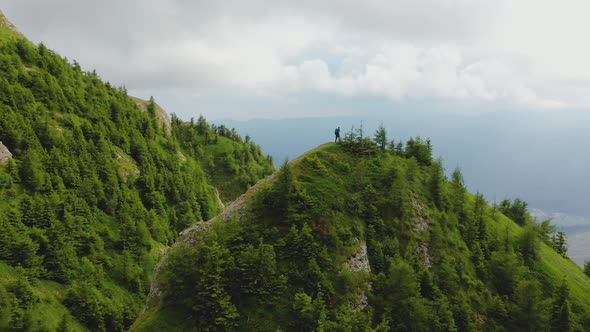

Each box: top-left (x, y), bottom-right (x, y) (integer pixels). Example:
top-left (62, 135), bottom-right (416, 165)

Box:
top-left (133, 137), bottom-right (590, 331)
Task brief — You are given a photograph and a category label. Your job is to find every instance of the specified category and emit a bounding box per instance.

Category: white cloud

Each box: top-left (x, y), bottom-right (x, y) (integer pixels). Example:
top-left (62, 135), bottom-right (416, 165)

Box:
top-left (118, 13), bottom-right (336, 90)
top-left (276, 45), bottom-right (563, 108)
top-left (488, 0), bottom-right (590, 81)
top-left (2, 0), bottom-right (588, 114)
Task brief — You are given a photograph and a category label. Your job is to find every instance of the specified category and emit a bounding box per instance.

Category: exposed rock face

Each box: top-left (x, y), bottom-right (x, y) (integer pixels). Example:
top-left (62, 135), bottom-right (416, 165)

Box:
top-left (350, 287), bottom-right (370, 312)
top-left (411, 197), bottom-right (432, 269)
top-left (344, 241), bottom-right (371, 273)
top-left (0, 142), bottom-right (13, 164)
top-left (344, 240), bottom-right (371, 311)
top-left (415, 243), bottom-right (432, 268)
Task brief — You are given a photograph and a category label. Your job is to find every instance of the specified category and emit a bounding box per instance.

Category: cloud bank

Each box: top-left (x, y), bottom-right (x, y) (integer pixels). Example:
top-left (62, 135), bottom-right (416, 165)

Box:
top-left (3, 0), bottom-right (590, 114)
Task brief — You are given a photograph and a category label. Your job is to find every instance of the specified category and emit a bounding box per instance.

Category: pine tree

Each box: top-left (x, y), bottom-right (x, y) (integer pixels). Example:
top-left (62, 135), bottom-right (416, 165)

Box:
top-left (550, 279), bottom-right (573, 332)
top-left (429, 161), bottom-right (448, 210)
top-left (519, 223), bottom-right (539, 261)
top-left (552, 231), bottom-right (568, 256)
top-left (19, 149), bottom-right (46, 191)
top-left (147, 96), bottom-right (156, 116)
top-left (293, 292), bottom-right (314, 330)
top-left (499, 198), bottom-right (529, 225)
top-left (387, 139), bottom-right (396, 152)
top-left (374, 124), bottom-right (388, 150)
top-left (195, 115), bottom-right (207, 133)
top-left (512, 280), bottom-right (548, 330)
top-left (395, 141), bottom-right (404, 154)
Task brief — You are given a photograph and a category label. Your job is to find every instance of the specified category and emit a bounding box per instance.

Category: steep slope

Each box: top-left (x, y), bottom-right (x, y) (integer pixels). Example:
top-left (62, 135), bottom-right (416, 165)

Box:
top-left (171, 115), bottom-right (275, 203)
top-left (0, 12), bottom-right (273, 331)
top-left (134, 139), bottom-right (590, 331)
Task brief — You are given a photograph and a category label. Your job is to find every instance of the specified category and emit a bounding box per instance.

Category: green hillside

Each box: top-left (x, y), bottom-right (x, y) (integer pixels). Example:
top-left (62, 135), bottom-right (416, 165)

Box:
top-left (134, 135), bottom-right (590, 331)
top-left (0, 12), bottom-right (273, 331)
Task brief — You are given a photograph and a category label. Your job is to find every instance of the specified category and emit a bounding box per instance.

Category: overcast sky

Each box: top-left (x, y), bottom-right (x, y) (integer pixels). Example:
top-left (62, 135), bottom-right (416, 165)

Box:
top-left (3, 1), bottom-right (590, 119)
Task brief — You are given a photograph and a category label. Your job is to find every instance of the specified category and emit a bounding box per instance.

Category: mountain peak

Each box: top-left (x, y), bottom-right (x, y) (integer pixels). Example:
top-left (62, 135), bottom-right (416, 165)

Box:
top-left (133, 140), bottom-right (590, 331)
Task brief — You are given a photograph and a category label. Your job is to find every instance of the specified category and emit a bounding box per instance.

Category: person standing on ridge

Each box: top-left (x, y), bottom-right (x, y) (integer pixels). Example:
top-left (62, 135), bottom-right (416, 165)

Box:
top-left (334, 127), bottom-right (341, 143)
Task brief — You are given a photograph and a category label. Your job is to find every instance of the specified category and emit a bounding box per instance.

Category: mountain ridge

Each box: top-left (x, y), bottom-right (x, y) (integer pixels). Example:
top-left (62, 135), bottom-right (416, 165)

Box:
top-left (137, 143), bottom-right (332, 321)
top-left (133, 141), bottom-right (590, 331)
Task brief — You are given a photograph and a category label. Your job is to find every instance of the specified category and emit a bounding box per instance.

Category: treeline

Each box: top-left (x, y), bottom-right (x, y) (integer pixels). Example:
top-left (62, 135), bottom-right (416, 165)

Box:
top-left (340, 123), bottom-right (433, 166)
top-left (0, 33), bottom-right (273, 331)
top-left (152, 134), bottom-right (589, 331)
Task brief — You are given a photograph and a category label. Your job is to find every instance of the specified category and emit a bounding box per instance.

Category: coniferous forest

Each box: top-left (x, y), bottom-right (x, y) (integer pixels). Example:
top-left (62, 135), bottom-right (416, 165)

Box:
top-left (0, 14), bottom-right (273, 331)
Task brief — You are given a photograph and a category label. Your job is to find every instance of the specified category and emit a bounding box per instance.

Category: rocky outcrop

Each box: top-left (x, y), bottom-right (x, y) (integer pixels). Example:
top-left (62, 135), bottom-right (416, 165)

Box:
top-left (344, 240), bottom-right (371, 311)
top-left (132, 97), bottom-right (171, 136)
top-left (411, 197), bottom-right (433, 269)
top-left (344, 241), bottom-right (371, 273)
top-left (0, 141), bottom-right (13, 164)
